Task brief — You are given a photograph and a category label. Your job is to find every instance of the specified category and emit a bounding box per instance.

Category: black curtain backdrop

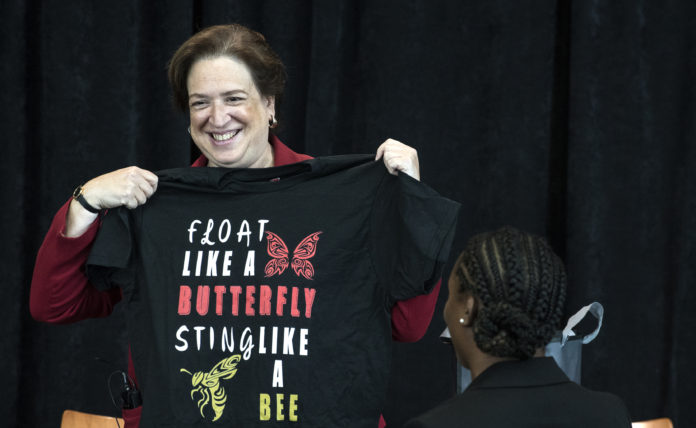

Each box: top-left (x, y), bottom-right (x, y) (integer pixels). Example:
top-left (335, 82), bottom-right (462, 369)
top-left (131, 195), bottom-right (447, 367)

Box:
top-left (2, 1), bottom-right (694, 427)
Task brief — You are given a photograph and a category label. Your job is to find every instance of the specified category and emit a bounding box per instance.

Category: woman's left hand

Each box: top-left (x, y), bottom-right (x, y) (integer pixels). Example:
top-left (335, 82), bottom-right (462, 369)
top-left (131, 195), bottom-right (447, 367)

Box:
top-left (375, 138), bottom-right (420, 181)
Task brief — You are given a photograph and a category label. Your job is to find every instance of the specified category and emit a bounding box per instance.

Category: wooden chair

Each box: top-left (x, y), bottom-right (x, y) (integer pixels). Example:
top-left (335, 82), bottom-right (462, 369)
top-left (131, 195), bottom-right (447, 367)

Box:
top-left (632, 417), bottom-right (674, 428)
top-left (61, 410), bottom-right (124, 428)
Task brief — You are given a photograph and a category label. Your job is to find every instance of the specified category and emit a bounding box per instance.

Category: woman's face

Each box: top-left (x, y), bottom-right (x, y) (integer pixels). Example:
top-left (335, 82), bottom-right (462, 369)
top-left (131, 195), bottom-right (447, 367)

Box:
top-left (187, 56), bottom-right (275, 168)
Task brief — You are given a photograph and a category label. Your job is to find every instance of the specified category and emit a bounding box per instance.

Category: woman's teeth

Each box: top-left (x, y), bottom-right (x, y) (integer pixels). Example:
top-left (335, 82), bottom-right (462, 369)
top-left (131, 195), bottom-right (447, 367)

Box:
top-left (212, 130), bottom-right (239, 141)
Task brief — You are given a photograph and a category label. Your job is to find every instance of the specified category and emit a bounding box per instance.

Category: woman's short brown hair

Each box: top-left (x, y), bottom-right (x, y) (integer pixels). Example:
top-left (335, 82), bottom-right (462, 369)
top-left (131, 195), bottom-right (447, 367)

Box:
top-left (167, 24), bottom-right (286, 112)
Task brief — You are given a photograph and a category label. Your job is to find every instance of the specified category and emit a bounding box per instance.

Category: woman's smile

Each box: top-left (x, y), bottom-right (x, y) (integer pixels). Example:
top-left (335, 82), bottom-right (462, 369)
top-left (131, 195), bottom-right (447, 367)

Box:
top-left (210, 129), bottom-right (241, 145)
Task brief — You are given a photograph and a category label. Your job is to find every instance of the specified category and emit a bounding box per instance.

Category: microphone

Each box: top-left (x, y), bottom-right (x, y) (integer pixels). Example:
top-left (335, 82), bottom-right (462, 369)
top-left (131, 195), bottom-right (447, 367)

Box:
top-left (121, 372), bottom-right (142, 409)
top-left (97, 357), bottom-right (143, 411)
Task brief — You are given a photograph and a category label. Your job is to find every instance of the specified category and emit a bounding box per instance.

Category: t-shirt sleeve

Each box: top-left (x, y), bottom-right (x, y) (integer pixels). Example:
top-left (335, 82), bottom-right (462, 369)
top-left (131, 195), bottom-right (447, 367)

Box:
top-left (370, 172), bottom-right (460, 301)
top-left (86, 207), bottom-right (135, 291)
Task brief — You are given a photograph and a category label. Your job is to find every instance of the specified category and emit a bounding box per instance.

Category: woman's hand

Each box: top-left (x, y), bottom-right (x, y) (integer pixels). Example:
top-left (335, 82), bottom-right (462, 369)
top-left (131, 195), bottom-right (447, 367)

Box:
top-left (65, 166), bottom-right (158, 237)
top-left (81, 166), bottom-right (159, 210)
top-left (375, 138), bottom-right (420, 181)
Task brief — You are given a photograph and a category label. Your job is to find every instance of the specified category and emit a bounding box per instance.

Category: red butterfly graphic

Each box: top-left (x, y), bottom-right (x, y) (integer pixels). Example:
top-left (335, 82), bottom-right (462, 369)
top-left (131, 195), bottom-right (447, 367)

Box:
top-left (264, 231), bottom-right (322, 280)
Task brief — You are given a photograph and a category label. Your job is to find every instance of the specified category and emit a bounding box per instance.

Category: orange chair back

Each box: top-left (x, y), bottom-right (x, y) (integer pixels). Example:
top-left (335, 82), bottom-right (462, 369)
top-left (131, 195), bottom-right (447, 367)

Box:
top-left (632, 417), bottom-right (674, 428)
top-left (60, 409), bottom-right (124, 428)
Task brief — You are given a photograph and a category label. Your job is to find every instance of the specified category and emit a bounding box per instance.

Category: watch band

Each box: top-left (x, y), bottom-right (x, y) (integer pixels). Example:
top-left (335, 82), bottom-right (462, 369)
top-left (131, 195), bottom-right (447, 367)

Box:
top-left (72, 185), bottom-right (101, 214)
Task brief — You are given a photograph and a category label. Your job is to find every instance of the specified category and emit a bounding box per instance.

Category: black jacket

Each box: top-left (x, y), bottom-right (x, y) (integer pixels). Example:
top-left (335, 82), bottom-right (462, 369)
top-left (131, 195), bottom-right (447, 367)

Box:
top-left (404, 357), bottom-right (631, 428)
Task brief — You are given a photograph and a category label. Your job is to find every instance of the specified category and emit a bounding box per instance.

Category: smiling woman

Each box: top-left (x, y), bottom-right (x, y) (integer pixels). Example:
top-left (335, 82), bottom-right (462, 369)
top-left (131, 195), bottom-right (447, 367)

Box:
top-left (30, 23), bottom-right (441, 428)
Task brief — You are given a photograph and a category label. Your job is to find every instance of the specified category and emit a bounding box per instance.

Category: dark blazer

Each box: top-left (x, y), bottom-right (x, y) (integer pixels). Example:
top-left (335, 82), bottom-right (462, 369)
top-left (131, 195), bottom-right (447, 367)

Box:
top-left (404, 357), bottom-right (631, 428)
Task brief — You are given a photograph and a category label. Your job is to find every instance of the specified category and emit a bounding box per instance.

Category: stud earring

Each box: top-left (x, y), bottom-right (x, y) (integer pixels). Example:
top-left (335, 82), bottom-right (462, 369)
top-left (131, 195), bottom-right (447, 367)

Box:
top-left (459, 318), bottom-right (465, 325)
top-left (268, 116), bottom-right (278, 129)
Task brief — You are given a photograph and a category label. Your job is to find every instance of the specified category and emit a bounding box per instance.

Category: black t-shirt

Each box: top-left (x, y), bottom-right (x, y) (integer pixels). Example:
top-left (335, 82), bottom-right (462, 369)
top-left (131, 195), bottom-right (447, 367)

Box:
top-left (87, 155), bottom-right (460, 427)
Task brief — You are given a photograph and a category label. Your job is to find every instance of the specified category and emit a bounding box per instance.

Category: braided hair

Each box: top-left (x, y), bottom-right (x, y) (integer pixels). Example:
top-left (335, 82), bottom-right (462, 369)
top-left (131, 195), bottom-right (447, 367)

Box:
top-left (454, 226), bottom-right (566, 359)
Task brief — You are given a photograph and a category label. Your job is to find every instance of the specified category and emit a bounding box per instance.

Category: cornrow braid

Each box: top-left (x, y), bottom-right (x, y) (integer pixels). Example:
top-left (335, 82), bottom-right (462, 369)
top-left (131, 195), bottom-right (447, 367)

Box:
top-left (485, 239), bottom-right (506, 302)
top-left (456, 226), bottom-right (566, 359)
top-left (521, 235), bottom-right (538, 314)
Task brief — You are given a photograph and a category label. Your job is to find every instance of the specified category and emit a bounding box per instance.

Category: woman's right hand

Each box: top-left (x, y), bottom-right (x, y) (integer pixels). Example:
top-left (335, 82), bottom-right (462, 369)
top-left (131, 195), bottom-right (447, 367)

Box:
top-left (65, 166), bottom-right (158, 237)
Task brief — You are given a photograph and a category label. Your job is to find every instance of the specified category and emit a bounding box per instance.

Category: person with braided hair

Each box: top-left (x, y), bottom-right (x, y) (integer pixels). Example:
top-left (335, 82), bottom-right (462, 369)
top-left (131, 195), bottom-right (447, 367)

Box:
top-left (405, 226), bottom-right (631, 428)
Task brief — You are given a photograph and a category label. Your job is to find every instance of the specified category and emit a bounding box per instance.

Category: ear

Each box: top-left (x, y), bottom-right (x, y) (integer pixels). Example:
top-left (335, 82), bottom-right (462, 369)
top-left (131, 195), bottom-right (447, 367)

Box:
top-left (458, 293), bottom-right (477, 326)
top-left (265, 95), bottom-right (276, 116)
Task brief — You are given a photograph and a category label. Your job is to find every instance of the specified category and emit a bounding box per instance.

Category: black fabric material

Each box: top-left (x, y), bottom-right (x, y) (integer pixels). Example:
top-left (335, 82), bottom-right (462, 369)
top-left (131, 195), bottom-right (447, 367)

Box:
top-left (86, 156), bottom-right (458, 426)
top-left (403, 357), bottom-right (632, 428)
top-left (4, 1), bottom-right (695, 427)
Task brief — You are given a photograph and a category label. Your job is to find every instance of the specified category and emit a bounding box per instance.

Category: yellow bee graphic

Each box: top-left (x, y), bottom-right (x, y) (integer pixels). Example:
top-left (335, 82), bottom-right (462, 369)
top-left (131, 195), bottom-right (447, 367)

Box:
top-left (180, 354), bottom-right (241, 421)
